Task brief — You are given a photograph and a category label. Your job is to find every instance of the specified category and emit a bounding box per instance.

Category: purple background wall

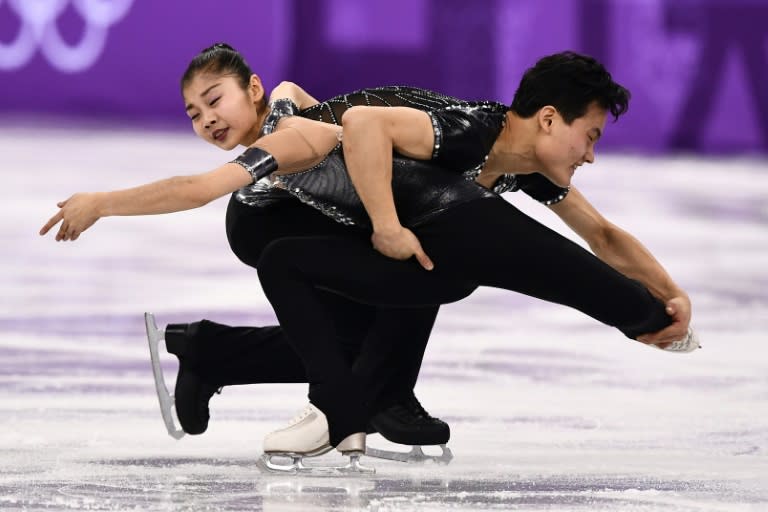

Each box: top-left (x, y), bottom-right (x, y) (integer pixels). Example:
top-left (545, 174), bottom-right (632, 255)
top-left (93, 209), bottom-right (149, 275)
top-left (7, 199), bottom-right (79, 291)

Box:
top-left (1, 0), bottom-right (767, 154)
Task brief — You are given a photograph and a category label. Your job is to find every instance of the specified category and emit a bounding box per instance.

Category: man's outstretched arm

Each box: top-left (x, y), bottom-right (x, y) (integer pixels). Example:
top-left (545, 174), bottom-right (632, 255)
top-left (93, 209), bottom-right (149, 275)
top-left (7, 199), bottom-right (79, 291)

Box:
top-left (549, 186), bottom-right (692, 345)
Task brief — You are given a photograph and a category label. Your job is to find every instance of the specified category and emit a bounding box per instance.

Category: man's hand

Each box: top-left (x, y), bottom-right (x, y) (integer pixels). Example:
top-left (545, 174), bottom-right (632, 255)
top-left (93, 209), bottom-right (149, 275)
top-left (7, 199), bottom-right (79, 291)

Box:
top-left (39, 192), bottom-right (103, 241)
top-left (636, 295), bottom-right (692, 348)
top-left (371, 226), bottom-right (434, 270)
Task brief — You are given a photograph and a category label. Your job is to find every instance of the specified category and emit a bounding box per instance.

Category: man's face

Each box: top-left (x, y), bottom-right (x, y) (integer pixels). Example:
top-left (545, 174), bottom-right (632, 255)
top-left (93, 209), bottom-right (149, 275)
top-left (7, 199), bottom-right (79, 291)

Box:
top-left (536, 102), bottom-right (607, 187)
top-left (183, 73), bottom-right (261, 150)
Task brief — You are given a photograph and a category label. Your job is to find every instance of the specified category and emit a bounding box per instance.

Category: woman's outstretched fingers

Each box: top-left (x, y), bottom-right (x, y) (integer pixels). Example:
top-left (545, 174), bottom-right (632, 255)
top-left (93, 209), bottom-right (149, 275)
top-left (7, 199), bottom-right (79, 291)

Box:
top-left (40, 210), bottom-right (64, 236)
top-left (56, 222), bottom-right (67, 241)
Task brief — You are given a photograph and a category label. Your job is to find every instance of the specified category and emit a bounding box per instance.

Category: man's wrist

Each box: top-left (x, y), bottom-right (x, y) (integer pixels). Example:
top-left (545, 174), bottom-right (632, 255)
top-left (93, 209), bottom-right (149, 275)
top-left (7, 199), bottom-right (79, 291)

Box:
top-left (372, 218), bottom-right (403, 234)
top-left (663, 287), bottom-right (688, 304)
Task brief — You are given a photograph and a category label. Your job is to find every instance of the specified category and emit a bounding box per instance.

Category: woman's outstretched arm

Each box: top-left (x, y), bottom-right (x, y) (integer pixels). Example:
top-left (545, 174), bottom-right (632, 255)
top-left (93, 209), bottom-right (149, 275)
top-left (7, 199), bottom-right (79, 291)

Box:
top-left (39, 164), bottom-right (252, 241)
top-left (40, 117), bottom-right (340, 242)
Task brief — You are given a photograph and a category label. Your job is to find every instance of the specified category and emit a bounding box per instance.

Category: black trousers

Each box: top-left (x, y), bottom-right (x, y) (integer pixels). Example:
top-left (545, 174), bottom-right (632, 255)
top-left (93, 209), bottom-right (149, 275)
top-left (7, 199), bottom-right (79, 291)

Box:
top-left (257, 197), bottom-right (672, 444)
top-left (182, 195), bottom-right (451, 415)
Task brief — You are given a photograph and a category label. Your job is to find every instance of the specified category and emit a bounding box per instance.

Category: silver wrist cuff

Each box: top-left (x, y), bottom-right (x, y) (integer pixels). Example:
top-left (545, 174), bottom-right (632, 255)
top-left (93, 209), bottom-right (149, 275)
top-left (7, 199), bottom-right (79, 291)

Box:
top-left (230, 147), bottom-right (278, 182)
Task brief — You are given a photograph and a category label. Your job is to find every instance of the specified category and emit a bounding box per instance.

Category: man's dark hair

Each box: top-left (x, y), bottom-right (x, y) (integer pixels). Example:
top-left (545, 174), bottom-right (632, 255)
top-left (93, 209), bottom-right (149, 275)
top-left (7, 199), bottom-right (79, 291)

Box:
top-left (511, 51), bottom-right (630, 123)
top-left (180, 43), bottom-right (253, 92)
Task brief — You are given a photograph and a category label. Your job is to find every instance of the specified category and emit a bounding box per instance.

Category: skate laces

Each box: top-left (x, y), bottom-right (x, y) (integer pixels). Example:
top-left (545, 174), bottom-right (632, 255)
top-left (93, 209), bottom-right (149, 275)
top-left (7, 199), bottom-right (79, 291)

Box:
top-left (403, 395), bottom-right (433, 420)
top-left (286, 404), bottom-right (317, 427)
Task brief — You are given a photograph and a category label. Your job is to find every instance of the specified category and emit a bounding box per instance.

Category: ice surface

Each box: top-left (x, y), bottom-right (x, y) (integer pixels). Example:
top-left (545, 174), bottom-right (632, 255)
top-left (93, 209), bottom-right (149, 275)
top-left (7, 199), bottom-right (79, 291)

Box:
top-left (1, 127), bottom-right (766, 511)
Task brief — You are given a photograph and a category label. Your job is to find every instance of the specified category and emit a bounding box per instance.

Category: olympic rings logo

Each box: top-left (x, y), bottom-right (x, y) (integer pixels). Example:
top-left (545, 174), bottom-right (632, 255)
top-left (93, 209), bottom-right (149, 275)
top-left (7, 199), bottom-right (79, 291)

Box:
top-left (0, 0), bottom-right (133, 72)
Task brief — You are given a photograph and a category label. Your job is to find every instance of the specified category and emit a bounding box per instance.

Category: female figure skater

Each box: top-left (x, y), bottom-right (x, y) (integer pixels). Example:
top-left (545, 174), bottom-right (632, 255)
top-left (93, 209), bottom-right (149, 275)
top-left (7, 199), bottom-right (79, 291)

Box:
top-left (38, 43), bottom-right (477, 470)
top-left (151, 47), bottom-right (468, 461)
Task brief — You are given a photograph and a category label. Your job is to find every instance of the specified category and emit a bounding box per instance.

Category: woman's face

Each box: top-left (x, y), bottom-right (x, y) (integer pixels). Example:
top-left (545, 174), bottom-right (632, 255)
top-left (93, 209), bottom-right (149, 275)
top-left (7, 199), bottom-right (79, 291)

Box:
top-left (183, 72), bottom-right (262, 150)
top-left (535, 102), bottom-right (607, 187)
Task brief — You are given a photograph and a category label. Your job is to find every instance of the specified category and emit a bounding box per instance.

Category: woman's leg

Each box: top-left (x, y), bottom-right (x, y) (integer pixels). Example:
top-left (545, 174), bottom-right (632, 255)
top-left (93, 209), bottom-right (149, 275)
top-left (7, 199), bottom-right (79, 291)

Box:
top-left (169, 301), bottom-right (444, 437)
top-left (171, 197), bottom-right (375, 388)
top-left (172, 320), bottom-right (306, 386)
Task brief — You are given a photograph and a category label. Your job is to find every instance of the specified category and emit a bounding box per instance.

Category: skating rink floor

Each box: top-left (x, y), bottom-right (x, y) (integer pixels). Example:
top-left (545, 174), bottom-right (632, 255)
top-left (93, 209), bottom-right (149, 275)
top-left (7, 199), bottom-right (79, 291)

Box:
top-left (2, 127), bottom-right (767, 511)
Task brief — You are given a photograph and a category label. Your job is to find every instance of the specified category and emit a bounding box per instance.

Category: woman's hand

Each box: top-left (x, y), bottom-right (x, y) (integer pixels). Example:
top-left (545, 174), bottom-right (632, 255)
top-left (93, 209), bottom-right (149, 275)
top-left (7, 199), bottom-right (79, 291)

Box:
top-left (39, 192), bottom-right (104, 241)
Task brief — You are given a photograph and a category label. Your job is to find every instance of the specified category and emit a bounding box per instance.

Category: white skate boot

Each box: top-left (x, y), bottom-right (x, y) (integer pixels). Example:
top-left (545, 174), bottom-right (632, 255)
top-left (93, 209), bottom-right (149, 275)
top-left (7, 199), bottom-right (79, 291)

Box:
top-left (144, 312), bottom-right (185, 439)
top-left (258, 404), bottom-right (374, 475)
top-left (654, 327), bottom-right (701, 353)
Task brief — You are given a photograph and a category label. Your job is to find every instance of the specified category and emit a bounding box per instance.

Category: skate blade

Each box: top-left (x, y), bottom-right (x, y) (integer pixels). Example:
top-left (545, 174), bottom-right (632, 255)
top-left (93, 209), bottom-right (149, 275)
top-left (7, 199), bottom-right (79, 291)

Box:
top-left (258, 453), bottom-right (375, 476)
top-left (144, 312), bottom-right (185, 440)
top-left (655, 327), bottom-right (701, 353)
top-left (365, 444), bottom-right (453, 465)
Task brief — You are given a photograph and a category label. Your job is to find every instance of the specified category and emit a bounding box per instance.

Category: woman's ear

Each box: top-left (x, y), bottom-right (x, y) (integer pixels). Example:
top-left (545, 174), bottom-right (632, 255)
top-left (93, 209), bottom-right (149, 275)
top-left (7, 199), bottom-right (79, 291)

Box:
top-left (249, 74), bottom-right (265, 104)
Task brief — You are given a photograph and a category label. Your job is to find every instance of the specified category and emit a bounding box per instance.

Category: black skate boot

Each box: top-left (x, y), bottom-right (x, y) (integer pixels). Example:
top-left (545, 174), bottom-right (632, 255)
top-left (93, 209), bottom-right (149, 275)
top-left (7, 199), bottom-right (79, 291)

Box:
top-left (165, 322), bottom-right (223, 435)
top-left (369, 394), bottom-right (450, 445)
top-left (365, 393), bottom-right (453, 464)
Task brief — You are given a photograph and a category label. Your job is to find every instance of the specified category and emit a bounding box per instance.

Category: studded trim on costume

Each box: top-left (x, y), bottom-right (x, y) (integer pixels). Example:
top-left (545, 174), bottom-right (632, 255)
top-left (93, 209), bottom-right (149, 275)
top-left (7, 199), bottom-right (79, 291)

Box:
top-left (490, 174), bottom-right (518, 195)
top-left (538, 187), bottom-right (570, 205)
top-left (463, 166), bottom-right (570, 205)
top-left (277, 184), bottom-right (357, 226)
top-left (427, 112), bottom-right (443, 159)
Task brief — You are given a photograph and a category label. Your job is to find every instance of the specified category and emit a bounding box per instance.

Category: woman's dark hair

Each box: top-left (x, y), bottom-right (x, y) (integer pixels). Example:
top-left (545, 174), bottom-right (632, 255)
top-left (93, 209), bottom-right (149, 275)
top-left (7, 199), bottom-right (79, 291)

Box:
top-left (181, 43), bottom-right (253, 92)
top-left (510, 51), bottom-right (630, 123)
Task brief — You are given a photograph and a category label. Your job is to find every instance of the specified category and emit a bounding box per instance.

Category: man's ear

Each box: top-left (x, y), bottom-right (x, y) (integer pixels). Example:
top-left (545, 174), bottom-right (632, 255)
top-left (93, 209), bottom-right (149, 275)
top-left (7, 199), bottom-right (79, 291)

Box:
top-left (249, 74), bottom-right (265, 104)
top-left (538, 105), bottom-right (557, 132)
